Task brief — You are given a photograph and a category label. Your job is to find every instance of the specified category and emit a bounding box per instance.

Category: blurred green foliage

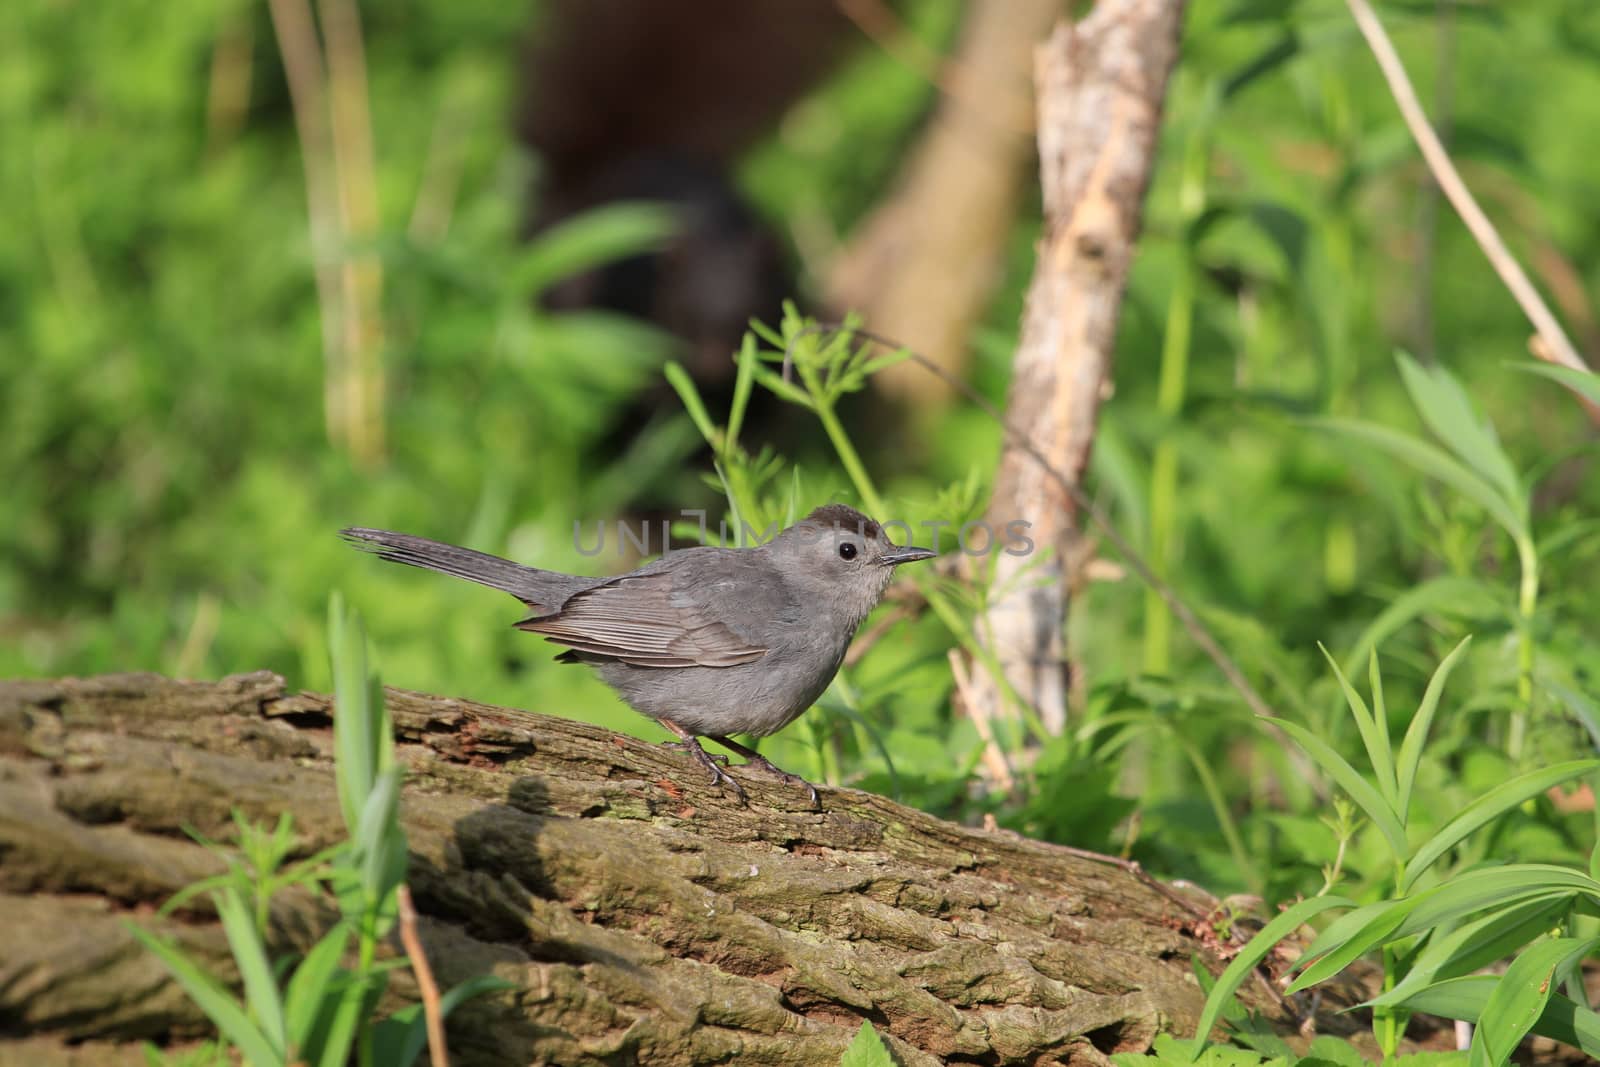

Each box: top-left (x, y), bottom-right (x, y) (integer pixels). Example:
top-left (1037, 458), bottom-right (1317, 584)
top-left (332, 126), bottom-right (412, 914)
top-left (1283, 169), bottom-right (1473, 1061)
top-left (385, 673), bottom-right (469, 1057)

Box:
top-left (4, 0), bottom-right (1598, 950)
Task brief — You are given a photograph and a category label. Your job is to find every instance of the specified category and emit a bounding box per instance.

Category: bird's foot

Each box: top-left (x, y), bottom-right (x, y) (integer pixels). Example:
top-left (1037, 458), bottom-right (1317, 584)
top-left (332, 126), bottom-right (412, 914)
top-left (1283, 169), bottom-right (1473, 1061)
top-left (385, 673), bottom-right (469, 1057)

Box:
top-left (678, 739), bottom-right (748, 805)
top-left (661, 739), bottom-right (728, 765)
top-left (741, 754), bottom-right (822, 810)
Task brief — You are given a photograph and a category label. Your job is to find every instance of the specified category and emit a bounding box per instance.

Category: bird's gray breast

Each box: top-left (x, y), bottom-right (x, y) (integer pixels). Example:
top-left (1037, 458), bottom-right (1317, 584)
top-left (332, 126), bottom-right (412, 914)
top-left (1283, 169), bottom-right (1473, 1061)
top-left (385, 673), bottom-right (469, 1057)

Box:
top-left (590, 548), bottom-right (851, 737)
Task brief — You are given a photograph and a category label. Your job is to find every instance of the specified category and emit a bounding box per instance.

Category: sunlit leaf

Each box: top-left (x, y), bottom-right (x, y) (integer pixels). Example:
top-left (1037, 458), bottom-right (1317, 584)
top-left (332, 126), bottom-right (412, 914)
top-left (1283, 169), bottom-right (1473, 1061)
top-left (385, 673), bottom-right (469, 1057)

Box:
top-left (1182, 895), bottom-right (1355, 1059)
top-left (1470, 937), bottom-right (1600, 1067)
top-left (1317, 644), bottom-right (1396, 807)
top-left (1404, 761), bottom-right (1600, 891)
top-left (1396, 637), bottom-right (1472, 822)
top-left (1266, 717), bottom-right (1407, 861)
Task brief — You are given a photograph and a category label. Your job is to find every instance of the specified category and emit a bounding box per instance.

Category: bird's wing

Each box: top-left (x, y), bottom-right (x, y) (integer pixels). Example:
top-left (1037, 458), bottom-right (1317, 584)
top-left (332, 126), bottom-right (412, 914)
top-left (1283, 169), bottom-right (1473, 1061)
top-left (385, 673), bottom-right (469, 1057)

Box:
top-left (516, 552), bottom-right (778, 668)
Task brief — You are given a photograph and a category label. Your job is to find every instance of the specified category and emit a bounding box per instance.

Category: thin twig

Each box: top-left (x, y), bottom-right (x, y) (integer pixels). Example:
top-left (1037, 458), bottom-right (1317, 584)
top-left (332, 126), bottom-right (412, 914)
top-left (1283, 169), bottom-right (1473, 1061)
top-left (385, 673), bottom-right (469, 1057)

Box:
top-left (1345, 0), bottom-right (1600, 423)
top-left (948, 649), bottom-right (1017, 792)
top-left (397, 884), bottom-right (448, 1067)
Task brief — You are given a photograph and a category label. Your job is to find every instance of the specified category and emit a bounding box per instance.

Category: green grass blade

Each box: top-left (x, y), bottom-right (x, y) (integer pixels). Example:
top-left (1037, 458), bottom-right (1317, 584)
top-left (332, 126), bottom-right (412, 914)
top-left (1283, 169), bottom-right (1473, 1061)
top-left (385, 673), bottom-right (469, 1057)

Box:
top-left (506, 201), bottom-right (678, 297)
top-left (663, 361), bottom-right (718, 447)
top-left (330, 595), bottom-right (374, 835)
top-left (1395, 636), bottom-right (1472, 823)
top-left (356, 767), bottom-right (407, 901)
top-left (1403, 760), bottom-right (1600, 891)
top-left (1368, 651), bottom-right (1391, 786)
top-left (1318, 644), bottom-right (1396, 807)
top-left (212, 889), bottom-right (285, 1057)
top-left (1266, 717), bottom-right (1408, 862)
top-left (1183, 895), bottom-right (1355, 1058)
top-left (123, 922), bottom-right (280, 1067)
top-left (1394, 975), bottom-right (1600, 1059)
top-left (313, 966), bottom-right (374, 1067)
top-left (1346, 579), bottom-right (1505, 671)
top-left (1470, 937), bottom-right (1600, 1067)
top-left (1396, 352), bottom-right (1522, 508)
top-left (1286, 898), bottom-right (1414, 994)
top-left (284, 926), bottom-right (351, 1055)
top-left (373, 975), bottom-right (517, 1067)
top-left (725, 332), bottom-right (758, 449)
top-left (1513, 362), bottom-right (1600, 407)
top-left (1293, 900), bottom-right (1394, 967)
top-left (1365, 895), bottom-right (1570, 1007)
top-left (1394, 865), bottom-right (1598, 936)
top-left (1309, 417), bottom-right (1527, 541)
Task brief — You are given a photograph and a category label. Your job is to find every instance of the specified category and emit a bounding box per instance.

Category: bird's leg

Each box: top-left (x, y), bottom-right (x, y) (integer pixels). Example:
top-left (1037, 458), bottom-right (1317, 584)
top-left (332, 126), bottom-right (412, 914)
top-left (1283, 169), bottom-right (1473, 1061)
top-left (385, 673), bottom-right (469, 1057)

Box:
top-left (659, 740), bottom-right (728, 765)
top-left (707, 734), bottom-right (822, 810)
top-left (658, 718), bottom-right (747, 804)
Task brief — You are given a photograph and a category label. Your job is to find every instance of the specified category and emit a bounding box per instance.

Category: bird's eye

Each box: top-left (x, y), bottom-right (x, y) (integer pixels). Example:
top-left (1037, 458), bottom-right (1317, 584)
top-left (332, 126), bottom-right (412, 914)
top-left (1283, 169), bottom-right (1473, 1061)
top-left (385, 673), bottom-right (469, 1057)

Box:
top-left (838, 542), bottom-right (858, 561)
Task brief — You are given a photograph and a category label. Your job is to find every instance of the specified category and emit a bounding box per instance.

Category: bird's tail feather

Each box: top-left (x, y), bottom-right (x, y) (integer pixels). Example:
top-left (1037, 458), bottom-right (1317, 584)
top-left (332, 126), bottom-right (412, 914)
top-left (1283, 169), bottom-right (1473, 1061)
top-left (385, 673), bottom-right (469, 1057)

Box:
top-left (340, 527), bottom-right (573, 609)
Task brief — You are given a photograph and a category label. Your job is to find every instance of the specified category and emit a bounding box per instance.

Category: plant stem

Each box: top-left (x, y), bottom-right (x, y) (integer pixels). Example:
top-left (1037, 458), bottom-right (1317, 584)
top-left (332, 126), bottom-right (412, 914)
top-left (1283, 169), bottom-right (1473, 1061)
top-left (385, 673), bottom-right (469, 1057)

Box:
top-left (1174, 728), bottom-right (1260, 895)
top-left (1510, 537), bottom-right (1539, 761)
top-left (1144, 132), bottom-right (1204, 676)
top-left (1375, 943), bottom-right (1408, 1059)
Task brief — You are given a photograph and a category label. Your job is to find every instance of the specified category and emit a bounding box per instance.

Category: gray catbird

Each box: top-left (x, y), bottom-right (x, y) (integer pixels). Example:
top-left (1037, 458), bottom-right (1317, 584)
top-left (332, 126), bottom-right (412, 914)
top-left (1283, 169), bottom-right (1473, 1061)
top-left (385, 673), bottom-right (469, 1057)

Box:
top-left (341, 505), bottom-right (933, 807)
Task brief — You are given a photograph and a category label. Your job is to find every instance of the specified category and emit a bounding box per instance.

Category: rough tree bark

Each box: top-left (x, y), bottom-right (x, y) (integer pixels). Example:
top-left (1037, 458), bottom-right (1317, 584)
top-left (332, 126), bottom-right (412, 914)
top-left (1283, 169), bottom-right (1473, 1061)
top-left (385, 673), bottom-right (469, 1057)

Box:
top-left (0, 672), bottom-right (1374, 1066)
top-left (968, 1), bottom-right (1185, 764)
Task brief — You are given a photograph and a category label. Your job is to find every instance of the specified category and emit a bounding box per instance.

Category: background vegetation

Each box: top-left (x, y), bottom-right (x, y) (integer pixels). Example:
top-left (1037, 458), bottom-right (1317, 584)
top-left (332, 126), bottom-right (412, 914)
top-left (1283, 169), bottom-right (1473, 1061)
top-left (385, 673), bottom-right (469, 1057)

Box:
top-left (5, 2), bottom-right (1599, 1054)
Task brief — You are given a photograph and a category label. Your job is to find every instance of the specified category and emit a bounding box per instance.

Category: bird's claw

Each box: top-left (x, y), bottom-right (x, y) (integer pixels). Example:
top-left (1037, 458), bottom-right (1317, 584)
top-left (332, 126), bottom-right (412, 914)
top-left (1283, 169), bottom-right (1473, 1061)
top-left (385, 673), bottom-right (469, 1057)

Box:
top-left (669, 738), bottom-right (748, 804)
top-left (744, 755), bottom-right (822, 810)
top-left (704, 760), bottom-right (750, 805)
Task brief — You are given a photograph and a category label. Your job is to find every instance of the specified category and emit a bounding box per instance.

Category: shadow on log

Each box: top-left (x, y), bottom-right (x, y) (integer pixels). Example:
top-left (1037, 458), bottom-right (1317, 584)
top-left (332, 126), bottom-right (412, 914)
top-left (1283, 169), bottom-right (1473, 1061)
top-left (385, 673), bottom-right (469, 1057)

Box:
top-left (0, 673), bottom-right (1369, 1065)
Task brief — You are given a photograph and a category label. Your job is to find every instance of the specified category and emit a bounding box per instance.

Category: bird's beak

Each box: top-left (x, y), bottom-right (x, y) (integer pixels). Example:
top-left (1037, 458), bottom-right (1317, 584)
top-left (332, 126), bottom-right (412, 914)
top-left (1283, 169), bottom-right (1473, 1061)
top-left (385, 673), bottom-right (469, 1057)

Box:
top-left (879, 546), bottom-right (936, 566)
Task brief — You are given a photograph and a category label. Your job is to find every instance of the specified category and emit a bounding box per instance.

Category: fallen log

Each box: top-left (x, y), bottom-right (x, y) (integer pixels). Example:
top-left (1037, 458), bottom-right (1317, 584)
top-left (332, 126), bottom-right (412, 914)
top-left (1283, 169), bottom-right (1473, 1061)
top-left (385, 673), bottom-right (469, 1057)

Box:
top-left (0, 672), bottom-right (1366, 1065)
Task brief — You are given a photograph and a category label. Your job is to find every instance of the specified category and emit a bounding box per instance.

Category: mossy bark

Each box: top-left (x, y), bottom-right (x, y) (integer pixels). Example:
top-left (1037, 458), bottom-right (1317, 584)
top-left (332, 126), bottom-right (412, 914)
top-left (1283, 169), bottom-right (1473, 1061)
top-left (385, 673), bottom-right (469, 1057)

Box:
top-left (0, 672), bottom-right (1363, 1066)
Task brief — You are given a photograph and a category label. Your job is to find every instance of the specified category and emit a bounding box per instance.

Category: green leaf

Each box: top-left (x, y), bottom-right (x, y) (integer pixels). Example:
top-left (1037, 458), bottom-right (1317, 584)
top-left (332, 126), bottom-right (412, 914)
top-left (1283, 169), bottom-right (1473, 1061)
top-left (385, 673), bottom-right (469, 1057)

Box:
top-left (1346, 582), bottom-right (1503, 673)
top-left (1309, 417), bottom-right (1527, 541)
top-left (1291, 866), bottom-right (1591, 991)
top-left (1513, 362), bottom-right (1600, 407)
top-left (1394, 864), bottom-right (1598, 937)
top-left (1301, 1035), bottom-right (1372, 1066)
top-left (1392, 975), bottom-right (1600, 1058)
top-left (1181, 895), bottom-right (1355, 1059)
top-left (1471, 937), bottom-right (1600, 1067)
top-left (1318, 644), bottom-right (1396, 807)
top-left (1365, 895), bottom-right (1570, 1007)
top-left (664, 361), bottom-right (719, 447)
top-left (330, 595), bottom-right (375, 835)
top-left (1266, 717), bottom-right (1408, 861)
top-left (1395, 637), bottom-right (1472, 823)
top-left (505, 201), bottom-right (678, 298)
top-left (1287, 899), bottom-right (1415, 994)
top-left (1403, 760), bottom-right (1600, 891)
top-left (750, 364), bottom-right (816, 409)
top-left (725, 332), bottom-right (759, 449)
top-left (212, 888), bottom-right (286, 1058)
top-left (371, 974), bottom-right (517, 1067)
top-left (284, 925), bottom-right (351, 1057)
top-left (1395, 352), bottom-right (1522, 509)
top-left (124, 922), bottom-right (281, 1067)
top-left (1294, 900), bottom-right (1396, 970)
top-left (313, 963), bottom-right (375, 1067)
top-left (839, 1019), bottom-right (895, 1067)
top-left (355, 767), bottom-right (407, 902)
